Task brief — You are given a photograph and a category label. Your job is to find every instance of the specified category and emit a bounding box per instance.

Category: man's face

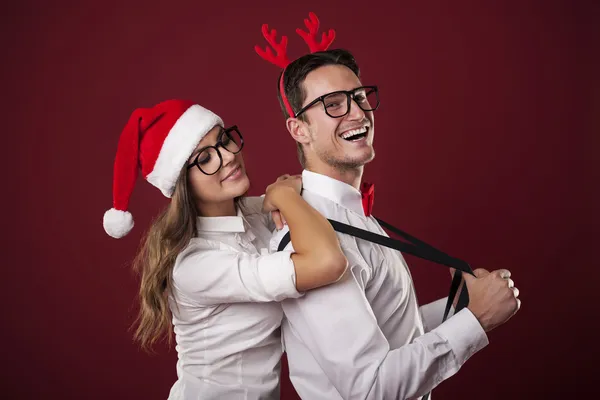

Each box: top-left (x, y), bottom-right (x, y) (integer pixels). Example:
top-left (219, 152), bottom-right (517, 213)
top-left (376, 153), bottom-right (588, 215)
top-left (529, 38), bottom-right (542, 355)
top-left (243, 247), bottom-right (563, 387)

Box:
top-left (297, 64), bottom-right (375, 170)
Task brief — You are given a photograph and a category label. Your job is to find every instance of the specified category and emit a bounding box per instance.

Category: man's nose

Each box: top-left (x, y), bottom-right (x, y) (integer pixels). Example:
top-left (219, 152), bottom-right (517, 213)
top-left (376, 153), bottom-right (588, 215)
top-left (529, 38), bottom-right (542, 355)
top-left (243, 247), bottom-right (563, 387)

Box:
top-left (347, 98), bottom-right (366, 120)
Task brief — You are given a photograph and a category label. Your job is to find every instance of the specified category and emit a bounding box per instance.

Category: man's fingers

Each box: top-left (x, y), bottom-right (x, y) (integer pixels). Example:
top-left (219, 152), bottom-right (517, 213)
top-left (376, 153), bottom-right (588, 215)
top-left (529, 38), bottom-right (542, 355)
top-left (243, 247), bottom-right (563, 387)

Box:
top-left (507, 278), bottom-right (514, 288)
top-left (473, 268), bottom-right (490, 278)
top-left (511, 286), bottom-right (520, 298)
top-left (462, 271), bottom-right (477, 284)
top-left (495, 269), bottom-right (511, 279)
top-left (276, 174), bottom-right (291, 182)
top-left (463, 268), bottom-right (489, 285)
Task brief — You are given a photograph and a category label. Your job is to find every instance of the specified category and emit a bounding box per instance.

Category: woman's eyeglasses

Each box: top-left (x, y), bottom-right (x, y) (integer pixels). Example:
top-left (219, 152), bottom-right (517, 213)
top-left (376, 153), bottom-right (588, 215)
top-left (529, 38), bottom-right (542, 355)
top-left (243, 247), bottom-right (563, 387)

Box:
top-left (187, 126), bottom-right (244, 175)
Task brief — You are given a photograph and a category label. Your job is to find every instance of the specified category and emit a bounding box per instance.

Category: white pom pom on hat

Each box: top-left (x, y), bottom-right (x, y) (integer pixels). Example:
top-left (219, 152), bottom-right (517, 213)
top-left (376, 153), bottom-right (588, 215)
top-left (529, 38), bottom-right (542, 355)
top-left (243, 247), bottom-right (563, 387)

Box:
top-left (103, 99), bottom-right (223, 238)
top-left (103, 208), bottom-right (134, 238)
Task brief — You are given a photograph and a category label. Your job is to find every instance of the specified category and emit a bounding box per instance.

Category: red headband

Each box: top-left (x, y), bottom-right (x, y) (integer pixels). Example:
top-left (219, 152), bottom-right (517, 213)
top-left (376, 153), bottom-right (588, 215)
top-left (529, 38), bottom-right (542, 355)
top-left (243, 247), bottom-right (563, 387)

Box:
top-left (254, 12), bottom-right (336, 118)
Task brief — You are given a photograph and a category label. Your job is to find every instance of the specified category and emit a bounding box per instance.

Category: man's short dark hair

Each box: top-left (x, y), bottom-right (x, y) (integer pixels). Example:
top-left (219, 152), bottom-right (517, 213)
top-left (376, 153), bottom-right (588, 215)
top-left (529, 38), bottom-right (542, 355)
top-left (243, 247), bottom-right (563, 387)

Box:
top-left (276, 48), bottom-right (361, 166)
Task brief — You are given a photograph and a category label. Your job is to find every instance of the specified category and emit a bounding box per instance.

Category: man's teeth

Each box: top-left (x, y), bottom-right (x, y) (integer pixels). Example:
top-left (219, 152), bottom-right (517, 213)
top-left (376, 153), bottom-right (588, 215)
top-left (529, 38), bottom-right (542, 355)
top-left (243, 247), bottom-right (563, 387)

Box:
top-left (341, 127), bottom-right (367, 139)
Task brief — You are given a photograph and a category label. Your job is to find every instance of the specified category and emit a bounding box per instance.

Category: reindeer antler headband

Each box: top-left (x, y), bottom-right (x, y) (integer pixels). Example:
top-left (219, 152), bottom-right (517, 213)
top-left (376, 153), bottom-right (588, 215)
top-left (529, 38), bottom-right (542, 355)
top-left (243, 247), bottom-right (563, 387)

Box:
top-left (254, 12), bottom-right (336, 118)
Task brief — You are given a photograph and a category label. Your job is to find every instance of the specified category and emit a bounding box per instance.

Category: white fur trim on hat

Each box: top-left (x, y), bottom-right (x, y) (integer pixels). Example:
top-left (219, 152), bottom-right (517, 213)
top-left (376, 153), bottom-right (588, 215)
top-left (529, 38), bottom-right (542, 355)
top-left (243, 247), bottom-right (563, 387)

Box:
top-left (103, 208), bottom-right (134, 238)
top-left (146, 104), bottom-right (223, 198)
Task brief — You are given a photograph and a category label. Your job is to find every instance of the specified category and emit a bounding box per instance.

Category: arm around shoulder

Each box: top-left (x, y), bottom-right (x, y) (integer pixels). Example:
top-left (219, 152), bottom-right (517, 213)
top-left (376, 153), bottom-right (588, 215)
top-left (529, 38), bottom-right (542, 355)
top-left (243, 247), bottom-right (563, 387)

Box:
top-left (291, 246), bottom-right (348, 292)
top-left (264, 183), bottom-right (348, 291)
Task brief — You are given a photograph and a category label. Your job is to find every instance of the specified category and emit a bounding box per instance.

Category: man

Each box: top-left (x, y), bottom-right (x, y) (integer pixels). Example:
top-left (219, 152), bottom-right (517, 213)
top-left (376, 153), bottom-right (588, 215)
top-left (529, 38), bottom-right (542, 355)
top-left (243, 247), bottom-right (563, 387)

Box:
top-left (268, 49), bottom-right (521, 399)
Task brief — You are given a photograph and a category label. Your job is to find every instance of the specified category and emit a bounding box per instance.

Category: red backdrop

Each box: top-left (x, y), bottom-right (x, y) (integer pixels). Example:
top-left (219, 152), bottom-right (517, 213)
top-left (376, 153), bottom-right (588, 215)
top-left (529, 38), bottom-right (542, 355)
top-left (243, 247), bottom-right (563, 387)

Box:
top-left (3, 0), bottom-right (597, 399)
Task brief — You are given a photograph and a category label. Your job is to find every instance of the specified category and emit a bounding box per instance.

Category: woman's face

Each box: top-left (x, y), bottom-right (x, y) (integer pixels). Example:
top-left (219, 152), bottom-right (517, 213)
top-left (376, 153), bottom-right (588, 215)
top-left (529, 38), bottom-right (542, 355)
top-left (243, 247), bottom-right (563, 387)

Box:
top-left (186, 125), bottom-right (250, 213)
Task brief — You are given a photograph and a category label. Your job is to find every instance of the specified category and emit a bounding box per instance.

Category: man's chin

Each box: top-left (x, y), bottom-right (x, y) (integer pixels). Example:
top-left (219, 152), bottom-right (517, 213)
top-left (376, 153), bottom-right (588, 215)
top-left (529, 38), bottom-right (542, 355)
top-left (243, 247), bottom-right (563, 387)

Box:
top-left (354, 147), bottom-right (376, 166)
top-left (329, 151), bottom-right (375, 169)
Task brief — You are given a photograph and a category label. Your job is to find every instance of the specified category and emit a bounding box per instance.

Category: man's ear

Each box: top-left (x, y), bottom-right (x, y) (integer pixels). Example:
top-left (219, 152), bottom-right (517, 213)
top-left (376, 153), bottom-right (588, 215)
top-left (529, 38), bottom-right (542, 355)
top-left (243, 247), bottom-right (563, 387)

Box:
top-left (286, 117), bottom-right (311, 145)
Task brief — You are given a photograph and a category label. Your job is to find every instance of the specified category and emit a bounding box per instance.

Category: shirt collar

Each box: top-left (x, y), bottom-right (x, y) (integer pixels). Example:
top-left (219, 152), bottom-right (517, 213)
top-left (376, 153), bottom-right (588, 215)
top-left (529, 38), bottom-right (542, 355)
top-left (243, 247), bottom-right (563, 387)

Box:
top-left (301, 169), bottom-right (365, 217)
top-left (196, 206), bottom-right (246, 233)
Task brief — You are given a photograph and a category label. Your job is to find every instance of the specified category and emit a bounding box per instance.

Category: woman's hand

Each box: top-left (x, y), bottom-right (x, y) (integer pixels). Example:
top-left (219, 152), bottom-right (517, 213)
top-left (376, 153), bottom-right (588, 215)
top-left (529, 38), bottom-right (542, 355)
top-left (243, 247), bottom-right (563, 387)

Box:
top-left (263, 174), bottom-right (302, 230)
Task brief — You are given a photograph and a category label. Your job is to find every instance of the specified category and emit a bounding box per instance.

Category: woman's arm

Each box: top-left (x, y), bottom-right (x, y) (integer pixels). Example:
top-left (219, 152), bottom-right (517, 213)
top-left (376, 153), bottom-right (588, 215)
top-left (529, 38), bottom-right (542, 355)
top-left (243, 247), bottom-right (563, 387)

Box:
top-left (263, 176), bottom-right (348, 291)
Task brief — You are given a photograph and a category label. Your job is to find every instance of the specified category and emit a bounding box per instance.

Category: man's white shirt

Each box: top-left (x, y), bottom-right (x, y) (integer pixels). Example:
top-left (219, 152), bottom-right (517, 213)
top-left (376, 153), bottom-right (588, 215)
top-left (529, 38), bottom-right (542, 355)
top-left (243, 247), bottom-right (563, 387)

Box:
top-left (269, 169), bottom-right (489, 400)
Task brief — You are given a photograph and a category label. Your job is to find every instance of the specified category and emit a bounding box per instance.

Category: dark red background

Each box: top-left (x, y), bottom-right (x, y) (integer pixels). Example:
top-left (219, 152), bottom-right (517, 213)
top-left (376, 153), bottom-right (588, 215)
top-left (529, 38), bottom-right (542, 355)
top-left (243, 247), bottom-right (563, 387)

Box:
top-left (3, 0), bottom-right (597, 399)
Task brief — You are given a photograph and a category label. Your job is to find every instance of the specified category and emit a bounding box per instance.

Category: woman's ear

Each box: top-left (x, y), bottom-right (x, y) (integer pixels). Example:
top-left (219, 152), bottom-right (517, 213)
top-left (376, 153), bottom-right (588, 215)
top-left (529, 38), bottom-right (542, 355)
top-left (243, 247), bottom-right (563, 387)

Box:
top-left (286, 117), bottom-right (311, 145)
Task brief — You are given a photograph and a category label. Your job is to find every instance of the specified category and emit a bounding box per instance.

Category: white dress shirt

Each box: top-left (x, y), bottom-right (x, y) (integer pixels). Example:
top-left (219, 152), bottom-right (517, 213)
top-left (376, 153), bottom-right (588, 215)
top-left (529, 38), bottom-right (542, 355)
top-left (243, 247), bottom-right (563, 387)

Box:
top-left (269, 170), bottom-right (489, 400)
top-left (167, 196), bottom-right (301, 400)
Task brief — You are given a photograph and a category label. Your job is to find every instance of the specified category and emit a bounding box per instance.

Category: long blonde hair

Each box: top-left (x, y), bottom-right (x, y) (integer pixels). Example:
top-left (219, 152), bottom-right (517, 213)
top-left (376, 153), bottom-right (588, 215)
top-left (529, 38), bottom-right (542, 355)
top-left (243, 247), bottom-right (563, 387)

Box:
top-left (131, 165), bottom-right (197, 352)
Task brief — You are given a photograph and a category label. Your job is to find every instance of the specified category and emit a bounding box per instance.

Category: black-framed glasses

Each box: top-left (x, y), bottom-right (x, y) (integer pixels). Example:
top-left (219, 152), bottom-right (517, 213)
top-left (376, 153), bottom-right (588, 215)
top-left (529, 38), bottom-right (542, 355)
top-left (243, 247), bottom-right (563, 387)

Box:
top-left (187, 126), bottom-right (244, 175)
top-left (295, 86), bottom-right (380, 118)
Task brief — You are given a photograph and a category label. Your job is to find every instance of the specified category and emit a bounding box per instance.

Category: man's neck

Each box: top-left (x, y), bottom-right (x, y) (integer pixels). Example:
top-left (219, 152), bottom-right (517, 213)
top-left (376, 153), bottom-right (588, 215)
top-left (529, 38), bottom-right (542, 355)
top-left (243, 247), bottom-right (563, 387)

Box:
top-left (306, 162), bottom-right (363, 190)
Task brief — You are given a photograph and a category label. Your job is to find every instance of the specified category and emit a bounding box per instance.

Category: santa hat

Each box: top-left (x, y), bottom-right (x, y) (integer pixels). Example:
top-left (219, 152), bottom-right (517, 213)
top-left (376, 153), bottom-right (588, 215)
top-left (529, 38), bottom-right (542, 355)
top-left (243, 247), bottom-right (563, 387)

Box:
top-left (103, 99), bottom-right (223, 238)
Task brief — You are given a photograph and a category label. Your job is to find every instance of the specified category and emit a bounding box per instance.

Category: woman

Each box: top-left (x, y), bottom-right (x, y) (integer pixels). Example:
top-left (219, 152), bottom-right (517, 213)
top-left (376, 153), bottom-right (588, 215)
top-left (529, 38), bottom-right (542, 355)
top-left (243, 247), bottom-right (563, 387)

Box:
top-left (103, 99), bottom-right (347, 399)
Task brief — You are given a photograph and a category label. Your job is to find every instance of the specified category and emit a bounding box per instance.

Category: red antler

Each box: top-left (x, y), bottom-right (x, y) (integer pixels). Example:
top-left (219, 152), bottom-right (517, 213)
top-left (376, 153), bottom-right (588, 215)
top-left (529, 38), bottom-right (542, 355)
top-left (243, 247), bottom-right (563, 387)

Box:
top-left (296, 12), bottom-right (336, 53)
top-left (254, 24), bottom-right (290, 68)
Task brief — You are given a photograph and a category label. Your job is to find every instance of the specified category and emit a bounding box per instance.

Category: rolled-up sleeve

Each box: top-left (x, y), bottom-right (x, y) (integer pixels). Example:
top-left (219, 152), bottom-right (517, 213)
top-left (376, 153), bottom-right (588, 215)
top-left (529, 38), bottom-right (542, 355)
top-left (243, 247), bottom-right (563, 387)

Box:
top-left (173, 246), bottom-right (302, 304)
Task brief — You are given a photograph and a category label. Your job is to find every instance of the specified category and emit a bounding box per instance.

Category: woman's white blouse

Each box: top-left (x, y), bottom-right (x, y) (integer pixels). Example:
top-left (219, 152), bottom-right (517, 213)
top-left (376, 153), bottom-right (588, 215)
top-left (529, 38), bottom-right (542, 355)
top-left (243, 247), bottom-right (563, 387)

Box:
top-left (167, 197), bottom-right (301, 400)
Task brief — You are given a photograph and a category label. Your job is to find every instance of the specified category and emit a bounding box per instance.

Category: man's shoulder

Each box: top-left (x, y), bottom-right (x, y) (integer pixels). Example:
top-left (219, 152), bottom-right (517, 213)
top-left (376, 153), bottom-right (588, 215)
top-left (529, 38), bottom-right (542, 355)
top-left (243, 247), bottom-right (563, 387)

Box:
top-left (300, 189), bottom-right (338, 216)
top-left (267, 189), bottom-right (340, 251)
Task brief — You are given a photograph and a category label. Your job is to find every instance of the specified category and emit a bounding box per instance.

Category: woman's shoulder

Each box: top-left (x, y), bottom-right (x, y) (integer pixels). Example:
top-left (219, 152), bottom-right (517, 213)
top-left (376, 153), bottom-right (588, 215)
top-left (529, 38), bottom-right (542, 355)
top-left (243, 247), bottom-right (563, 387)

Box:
top-left (238, 195), bottom-right (266, 216)
top-left (239, 196), bottom-right (276, 232)
top-left (172, 238), bottom-right (226, 283)
top-left (175, 238), bottom-right (218, 265)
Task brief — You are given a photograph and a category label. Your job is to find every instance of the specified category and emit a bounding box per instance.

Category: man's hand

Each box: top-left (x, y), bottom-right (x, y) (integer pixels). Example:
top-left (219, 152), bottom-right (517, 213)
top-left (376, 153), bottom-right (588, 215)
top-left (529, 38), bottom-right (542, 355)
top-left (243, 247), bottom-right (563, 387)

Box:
top-left (264, 174), bottom-right (302, 230)
top-left (463, 268), bottom-right (521, 332)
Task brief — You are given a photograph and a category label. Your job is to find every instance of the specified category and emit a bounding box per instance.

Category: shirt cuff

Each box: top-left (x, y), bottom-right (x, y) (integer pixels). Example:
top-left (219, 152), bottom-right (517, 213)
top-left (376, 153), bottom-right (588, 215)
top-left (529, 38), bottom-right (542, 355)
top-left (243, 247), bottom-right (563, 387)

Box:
top-left (434, 307), bottom-right (489, 366)
top-left (261, 250), bottom-right (303, 300)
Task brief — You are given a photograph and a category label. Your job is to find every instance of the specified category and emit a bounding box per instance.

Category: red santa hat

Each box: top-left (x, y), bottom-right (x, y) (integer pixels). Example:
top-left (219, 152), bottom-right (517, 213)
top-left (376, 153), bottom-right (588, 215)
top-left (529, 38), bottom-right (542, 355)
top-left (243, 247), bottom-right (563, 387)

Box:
top-left (103, 99), bottom-right (223, 238)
